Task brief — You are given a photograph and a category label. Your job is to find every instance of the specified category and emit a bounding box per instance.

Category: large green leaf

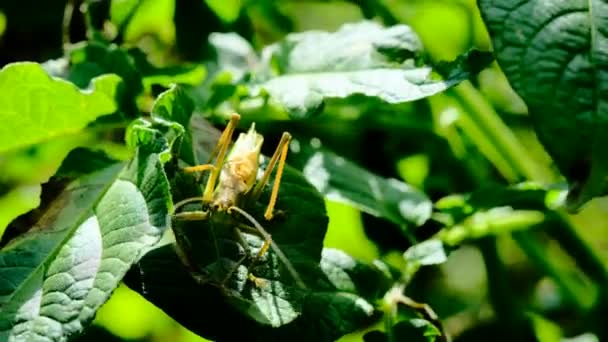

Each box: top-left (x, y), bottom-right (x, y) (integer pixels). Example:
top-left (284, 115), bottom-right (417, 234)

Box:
top-left (123, 114), bottom-right (384, 339)
top-left (478, 0), bottom-right (608, 209)
top-left (0, 62), bottom-right (120, 153)
top-left (287, 137), bottom-right (432, 227)
top-left (0, 62), bottom-right (123, 239)
top-left (0, 117), bottom-right (180, 341)
top-left (169, 158), bottom-right (329, 327)
top-left (203, 21), bottom-right (492, 118)
top-left (124, 245), bottom-right (381, 342)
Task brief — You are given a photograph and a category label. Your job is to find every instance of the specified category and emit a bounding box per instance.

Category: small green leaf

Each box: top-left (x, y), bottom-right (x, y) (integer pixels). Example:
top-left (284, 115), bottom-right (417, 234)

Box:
top-left (288, 137), bottom-right (432, 226)
top-left (0, 62), bottom-right (120, 153)
top-left (320, 248), bottom-right (392, 300)
top-left (209, 32), bottom-right (258, 81)
top-left (403, 240), bottom-right (448, 266)
top-left (478, 0), bottom-right (608, 210)
top-left (434, 183), bottom-right (556, 245)
top-left (128, 49), bottom-right (206, 89)
top-left (0, 117), bottom-right (179, 340)
top-left (149, 85), bottom-right (195, 165)
top-left (205, 0), bottom-right (243, 23)
top-left (68, 42), bottom-right (141, 115)
top-left (115, 0), bottom-right (175, 44)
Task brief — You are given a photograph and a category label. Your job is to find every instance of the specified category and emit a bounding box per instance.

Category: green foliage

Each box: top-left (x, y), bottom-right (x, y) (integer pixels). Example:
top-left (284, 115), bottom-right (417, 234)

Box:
top-left (0, 116), bottom-right (177, 340)
top-left (125, 245), bottom-right (384, 341)
top-left (287, 137), bottom-right (432, 227)
top-left (0, 63), bottom-right (120, 153)
top-left (2, 1), bottom-right (608, 342)
top-left (197, 21), bottom-right (492, 119)
top-left (478, 0), bottom-right (608, 210)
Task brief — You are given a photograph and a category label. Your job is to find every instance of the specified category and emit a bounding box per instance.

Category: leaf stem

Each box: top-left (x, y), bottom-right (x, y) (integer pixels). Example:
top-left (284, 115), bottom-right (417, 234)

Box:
top-left (450, 81), bottom-right (549, 182)
top-left (451, 81), bottom-right (608, 306)
top-left (512, 230), bottom-right (590, 312)
top-left (478, 237), bottom-right (522, 335)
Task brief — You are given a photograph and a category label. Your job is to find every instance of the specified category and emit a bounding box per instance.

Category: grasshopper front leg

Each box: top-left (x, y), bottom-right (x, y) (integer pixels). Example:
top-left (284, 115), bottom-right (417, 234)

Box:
top-left (173, 210), bottom-right (210, 221)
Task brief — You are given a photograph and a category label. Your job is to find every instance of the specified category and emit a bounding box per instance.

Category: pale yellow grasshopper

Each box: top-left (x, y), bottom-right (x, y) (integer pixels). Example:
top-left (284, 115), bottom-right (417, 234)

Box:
top-left (171, 113), bottom-right (305, 290)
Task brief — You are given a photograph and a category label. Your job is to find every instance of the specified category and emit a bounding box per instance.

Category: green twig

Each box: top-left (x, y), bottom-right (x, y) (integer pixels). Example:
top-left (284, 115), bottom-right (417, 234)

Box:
top-left (451, 81), bottom-right (608, 307)
top-left (512, 230), bottom-right (590, 312)
top-left (478, 237), bottom-right (520, 326)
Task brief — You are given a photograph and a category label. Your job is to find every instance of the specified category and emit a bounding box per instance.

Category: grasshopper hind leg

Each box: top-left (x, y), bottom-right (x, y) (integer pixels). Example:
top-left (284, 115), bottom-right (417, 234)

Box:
top-left (249, 132), bottom-right (292, 221)
top-left (229, 206), bottom-right (305, 290)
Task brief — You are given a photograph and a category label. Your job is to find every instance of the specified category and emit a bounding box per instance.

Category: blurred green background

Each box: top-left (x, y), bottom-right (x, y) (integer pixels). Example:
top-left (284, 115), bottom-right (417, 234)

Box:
top-left (1, 0), bottom-right (607, 341)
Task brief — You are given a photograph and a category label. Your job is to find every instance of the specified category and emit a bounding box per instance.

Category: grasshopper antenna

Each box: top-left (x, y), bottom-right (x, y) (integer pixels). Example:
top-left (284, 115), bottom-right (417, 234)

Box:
top-left (229, 206), bottom-right (306, 290)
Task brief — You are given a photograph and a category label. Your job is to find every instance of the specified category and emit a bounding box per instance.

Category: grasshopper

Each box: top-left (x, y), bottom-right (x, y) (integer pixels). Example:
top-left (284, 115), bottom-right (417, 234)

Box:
top-left (171, 113), bottom-right (304, 290)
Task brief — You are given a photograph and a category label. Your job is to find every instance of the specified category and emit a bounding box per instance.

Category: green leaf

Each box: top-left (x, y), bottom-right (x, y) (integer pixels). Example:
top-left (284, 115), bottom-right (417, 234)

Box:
top-left (0, 62), bottom-right (120, 153)
top-left (433, 183), bottom-right (556, 245)
top-left (124, 116), bottom-right (379, 339)
top-left (244, 21), bottom-right (492, 118)
top-left (149, 85), bottom-right (195, 165)
top-left (54, 148), bottom-right (120, 179)
top-left (320, 248), bottom-right (392, 301)
top-left (0, 62), bottom-right (122, 237)
top-left (68, 42), bottom-right (141, 115)
top-left (287, 137), bottom-right (432, 226)
top-left (128, 49), bottom-right (207, 90)
top-left (209, 32), bottom-right (258, 81)
top-left (478, 0), bottom-right (608, 210)
top-left (110, 0), bottom-right (140, 29)
top-left (115, 0), bottom-right (176, 44)
top-left (170, 159), bottom-right (328, 327)
top-left (205, 0), bottom-right (243, 23)
top-left (403, 240), bottom-right (448, 266)
top-left (125, 245), bottom-right (379, 341)
top-left (0, 117), bottom-right (179, 340)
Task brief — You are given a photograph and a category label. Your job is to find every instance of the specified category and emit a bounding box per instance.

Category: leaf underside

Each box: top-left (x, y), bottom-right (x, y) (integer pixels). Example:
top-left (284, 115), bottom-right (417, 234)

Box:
top-left (206, 21), bottom-right (492, 118)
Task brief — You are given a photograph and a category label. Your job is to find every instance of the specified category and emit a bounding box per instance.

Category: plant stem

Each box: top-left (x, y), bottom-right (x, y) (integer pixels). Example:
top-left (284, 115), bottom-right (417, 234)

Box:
top-left (451, 81), bottom-right (608, 304)
top-left (451, 82), bottom-right (550, 182)
top-left (512, 230), bottom-right (590, 312)
top-left (478, 237), bottom-right (520, 329)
